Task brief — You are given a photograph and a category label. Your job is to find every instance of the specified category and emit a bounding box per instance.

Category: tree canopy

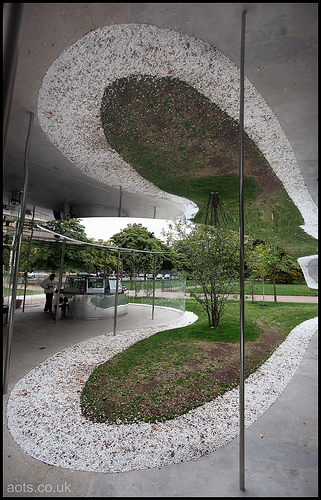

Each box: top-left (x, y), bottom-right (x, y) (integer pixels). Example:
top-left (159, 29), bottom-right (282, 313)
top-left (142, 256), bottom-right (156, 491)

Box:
top-left (110, 223), bottom-right (177, 275)
top-left (26, 219), bottom-right (92, 272)
top-left (165, 220), bottom-right (239, 328)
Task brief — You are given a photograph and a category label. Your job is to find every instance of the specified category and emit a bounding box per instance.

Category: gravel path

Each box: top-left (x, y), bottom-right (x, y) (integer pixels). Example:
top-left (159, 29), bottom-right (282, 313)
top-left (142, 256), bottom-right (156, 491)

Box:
top-left (6, 312), bottom-right (317, 474)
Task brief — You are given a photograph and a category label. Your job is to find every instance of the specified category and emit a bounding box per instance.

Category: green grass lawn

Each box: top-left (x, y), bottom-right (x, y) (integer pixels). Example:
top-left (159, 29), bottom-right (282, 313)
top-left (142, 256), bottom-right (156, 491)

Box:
top-left (80, 298), bottom-right (318, 424)
top-left (100, 75), bottom-right (317, 257)
top-left (3, 286), bottom-right (43, 296)
top-left (126, 279), bottom-right (318, 296)
top-left (185, 281), bottom-right (318, 296)
top-left (243, 282), bottom-right (318, 297)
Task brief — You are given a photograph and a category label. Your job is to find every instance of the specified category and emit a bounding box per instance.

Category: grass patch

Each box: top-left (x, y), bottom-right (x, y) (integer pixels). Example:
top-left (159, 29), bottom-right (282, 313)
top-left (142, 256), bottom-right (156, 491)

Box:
top-left (185, 281), bottom-right (318, 296)
top-left (100, 75), bottom-right (317, 257)
top-left (243, 282), bottom-right (318, 297)
top-left (3, 287), bottom-right (43, 296)
top-left (80, 299), bottom-right (317, 424)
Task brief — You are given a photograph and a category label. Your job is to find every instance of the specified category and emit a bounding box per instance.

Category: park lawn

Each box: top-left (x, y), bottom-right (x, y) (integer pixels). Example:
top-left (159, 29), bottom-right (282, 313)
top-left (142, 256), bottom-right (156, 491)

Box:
top-left (100, 75), bottom-right (317, 257)
top-left (185, 281), bottom-right (318, 296)
top-left (80, 299), bottom-right (318, 424)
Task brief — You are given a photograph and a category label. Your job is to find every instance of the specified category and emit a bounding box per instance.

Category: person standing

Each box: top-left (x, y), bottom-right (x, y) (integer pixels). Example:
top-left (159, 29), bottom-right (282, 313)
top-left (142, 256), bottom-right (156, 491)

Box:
top-left (40, 273), bottom-right (56, 312)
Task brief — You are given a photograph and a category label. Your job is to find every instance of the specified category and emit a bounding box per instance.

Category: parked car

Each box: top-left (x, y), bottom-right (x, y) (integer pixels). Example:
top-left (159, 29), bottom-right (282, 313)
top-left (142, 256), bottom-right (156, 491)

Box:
top-left (164, 273), bottom-right (170, 279)
top-left (27, 271), bottom-right (48, 280)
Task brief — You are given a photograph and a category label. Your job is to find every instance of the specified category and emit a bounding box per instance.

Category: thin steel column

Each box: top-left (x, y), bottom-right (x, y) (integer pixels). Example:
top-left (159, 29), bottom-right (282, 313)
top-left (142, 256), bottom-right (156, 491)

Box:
top-left (239, 10), bottom-right (246, 492)
top-left (152, 253), bottom-right (156, 319)
top-left (113, 249), bottom-right (121, 335)
top-left (118, 186), bottom-right (123, 217)
top-left (3, 112), bottom-right (34, 395)
top-left (55, 238), bottom-right (66, 324)
top-left (23, 206), bottom-right (36, 312)
top-left (3, 3), bottom-right (24, 149)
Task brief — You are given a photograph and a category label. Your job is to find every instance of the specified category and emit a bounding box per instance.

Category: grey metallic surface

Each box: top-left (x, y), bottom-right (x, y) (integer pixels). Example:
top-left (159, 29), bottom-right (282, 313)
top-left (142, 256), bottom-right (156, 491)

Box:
top-left (3, 3), bottom-right (318, 218)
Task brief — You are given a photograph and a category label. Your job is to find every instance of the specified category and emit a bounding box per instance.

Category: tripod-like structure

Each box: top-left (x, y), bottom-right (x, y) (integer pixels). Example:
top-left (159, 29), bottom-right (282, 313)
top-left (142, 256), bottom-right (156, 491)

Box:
top-left (204, 191), bottom-right (229, 227)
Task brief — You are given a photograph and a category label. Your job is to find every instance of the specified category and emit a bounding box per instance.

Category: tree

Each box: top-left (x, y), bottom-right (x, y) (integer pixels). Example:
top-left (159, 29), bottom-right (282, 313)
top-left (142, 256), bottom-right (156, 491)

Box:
top-left (245, 242), bottom-right (271, 305)
top-left (265, 245), bottom-right (305, 285)
top-left (165, 220), bottom-right (239, 328)
top-left (245, 239), bottom-right (303, 303)
top-left (87, 240), bottom-right (118, 275)
top-left (27, 219), bottom-right (92, 272)
top-left (110, 223), bottom-right (177, 278)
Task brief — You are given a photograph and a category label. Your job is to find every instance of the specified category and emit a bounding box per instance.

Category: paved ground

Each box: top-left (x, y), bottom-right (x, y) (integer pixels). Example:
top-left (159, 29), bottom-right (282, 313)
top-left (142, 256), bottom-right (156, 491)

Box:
top-left (3, 299), bottom-right (318, 497)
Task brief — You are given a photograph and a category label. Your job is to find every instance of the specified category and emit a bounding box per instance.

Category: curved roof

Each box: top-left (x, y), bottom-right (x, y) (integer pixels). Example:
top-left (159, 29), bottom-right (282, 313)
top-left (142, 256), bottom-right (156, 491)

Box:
top-left (4, 3), bottom-right (317, 222)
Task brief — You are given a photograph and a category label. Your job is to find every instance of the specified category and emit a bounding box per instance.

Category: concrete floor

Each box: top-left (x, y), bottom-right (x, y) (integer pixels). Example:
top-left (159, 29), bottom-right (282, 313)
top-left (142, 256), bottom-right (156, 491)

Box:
top-left (3, 301), bottom-right (318, 497)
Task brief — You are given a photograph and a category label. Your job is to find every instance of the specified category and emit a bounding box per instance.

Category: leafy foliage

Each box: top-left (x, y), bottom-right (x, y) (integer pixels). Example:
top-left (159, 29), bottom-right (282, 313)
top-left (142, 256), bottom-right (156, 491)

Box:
top-left (27, 219), bottom-right (92, 272)
top-left (165, 220), bottom-right (239, 328)
top-left (110, 223), bottom-right (177, 275)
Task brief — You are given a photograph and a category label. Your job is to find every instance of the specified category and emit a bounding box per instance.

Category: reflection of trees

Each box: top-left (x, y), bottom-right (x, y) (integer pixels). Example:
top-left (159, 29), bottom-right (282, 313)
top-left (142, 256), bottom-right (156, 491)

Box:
top-left (166, 220), bottom-right (239, 329)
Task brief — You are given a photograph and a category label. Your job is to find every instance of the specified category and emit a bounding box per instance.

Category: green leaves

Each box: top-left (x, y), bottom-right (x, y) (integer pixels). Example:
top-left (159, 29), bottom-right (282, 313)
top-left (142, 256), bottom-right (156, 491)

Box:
top-left (166, 220), bottom-right (240, 328)
top-left (110, 223), bottom-right (177, 274)
top-left (29, 219), bottom-right (91, 272)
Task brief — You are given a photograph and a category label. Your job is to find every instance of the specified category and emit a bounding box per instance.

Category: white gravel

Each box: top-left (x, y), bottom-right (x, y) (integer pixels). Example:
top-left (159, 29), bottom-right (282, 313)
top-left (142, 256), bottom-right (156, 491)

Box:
top-left (37, 23), bottom-right (318, 236)
top-left (6, 312), bottom-right (318, 473)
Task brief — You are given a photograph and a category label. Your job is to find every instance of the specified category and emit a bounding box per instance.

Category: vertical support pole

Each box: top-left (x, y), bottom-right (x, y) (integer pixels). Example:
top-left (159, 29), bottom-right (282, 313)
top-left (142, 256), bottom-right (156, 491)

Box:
top-left (118, 186), bottom-right (123, 217)
top-left (23, 206), bottom-right (35, 312)
top-left (113, 249), bottom-right (121, 336)
top-left (104, 249), bottom-right (107, 279)
top-left (239, 10), bottom-right (246, 492)
top-left (55, 238), bottom-right (66, 324)
top-left (152, 253), bottom-right (157, 319)
top-left (3, 3), bottom-right (24, 149)
top-left (3, 111), bottom-right (34, 395)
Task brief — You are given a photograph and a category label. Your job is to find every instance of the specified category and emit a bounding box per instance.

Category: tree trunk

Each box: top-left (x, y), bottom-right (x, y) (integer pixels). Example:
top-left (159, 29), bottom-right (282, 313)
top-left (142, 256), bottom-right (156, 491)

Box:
top-left (210, 300), bottom-right (219, 328)
top-left (210, 317), bottom-right (219, 328)
top-left (273, 268), bottom-right (277, 302)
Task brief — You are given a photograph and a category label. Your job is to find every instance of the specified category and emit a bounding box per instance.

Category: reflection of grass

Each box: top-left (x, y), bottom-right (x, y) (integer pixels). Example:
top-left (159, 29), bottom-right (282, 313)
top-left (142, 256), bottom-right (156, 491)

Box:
top-left (80, 299), bottom-right (318, 424)
top-left (100, 75), bottom-right (317, 257)
top-left (185, 281), bottom-right (318, 296)
top-left (3, 287), bottom-right (43, 296)
top-left (129, 296), bottom-right (185, 310)
top-left (90, 294), bottom-right (129, 309)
